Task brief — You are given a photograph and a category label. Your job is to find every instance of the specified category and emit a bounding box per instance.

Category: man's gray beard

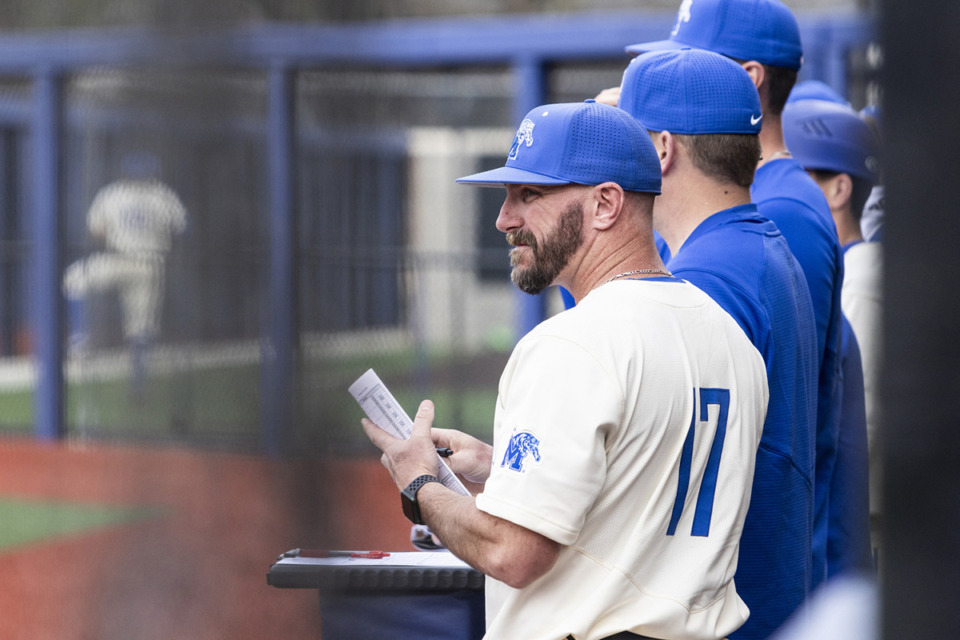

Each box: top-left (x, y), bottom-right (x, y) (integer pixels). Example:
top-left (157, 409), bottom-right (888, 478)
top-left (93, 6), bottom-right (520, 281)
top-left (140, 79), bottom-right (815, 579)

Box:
top-left (508, 202), bottom-right (584, 295)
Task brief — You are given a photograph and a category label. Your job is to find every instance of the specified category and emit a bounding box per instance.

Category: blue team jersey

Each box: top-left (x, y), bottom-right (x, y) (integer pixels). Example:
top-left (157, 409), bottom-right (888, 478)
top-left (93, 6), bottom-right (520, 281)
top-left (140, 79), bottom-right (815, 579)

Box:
top-left (828, 316), bottom-right (874, 578)
top-left (662, 204), bottom-right (819, 640)
top-left (753, 158), bottom-right (845, 594)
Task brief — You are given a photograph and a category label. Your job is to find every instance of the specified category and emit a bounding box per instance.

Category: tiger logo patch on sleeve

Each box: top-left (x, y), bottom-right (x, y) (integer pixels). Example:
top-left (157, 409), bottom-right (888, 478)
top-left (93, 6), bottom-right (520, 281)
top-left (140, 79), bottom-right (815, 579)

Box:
top-left (500, 431), bottom-right (541, 473)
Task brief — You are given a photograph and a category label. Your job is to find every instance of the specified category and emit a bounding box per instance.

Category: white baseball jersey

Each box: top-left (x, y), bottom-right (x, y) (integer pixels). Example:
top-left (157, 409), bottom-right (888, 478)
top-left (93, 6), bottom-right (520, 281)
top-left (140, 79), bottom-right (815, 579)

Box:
top-left (87, 179), bottom-right (187, 254)
top-left (860, 185), bottom-right (884, 243)
top-left (65, 179), bottom-right (187, 340)
top-left (842, 241), bottom-right (883, 515)
top-left (476, 278), bottom-right (768, 640)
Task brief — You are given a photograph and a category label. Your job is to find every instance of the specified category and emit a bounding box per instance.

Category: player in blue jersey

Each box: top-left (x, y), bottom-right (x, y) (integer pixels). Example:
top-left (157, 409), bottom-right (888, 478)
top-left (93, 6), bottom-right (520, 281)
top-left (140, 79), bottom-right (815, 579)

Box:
top-left (782, 85), bottom-right (877, 576)
top-left (624, 0), bottom-right (846, 610)
top-left (783, 97), bottom-right (883, 575)
top-left (617, 48), bottom-right (819, 640)
top-left (829, 317), bottom-right (873, 577)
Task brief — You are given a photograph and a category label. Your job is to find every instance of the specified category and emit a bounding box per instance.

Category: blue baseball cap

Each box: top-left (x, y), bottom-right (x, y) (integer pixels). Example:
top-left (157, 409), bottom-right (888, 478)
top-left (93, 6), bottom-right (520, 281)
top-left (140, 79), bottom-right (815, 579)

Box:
top-left (618, 48), bottom-right (763, 135)
top-left (625, 0), bottom-right (803, 71)
top-left (456, 100), bottom-right (661, 194)
top-left (782, 99), bottom-right (881, 183)
top-left (786, 80), bottom-right (850, 106)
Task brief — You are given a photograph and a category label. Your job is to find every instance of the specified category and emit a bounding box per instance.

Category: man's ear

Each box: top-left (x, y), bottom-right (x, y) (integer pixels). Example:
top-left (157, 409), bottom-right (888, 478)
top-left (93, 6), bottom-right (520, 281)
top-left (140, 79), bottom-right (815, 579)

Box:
top-left (589, 182), bottom-right (625, 230)
top-left (656, 131), bottom-right (678, 175)
top-left (823, 173), bottom-right (854, 210)
top-left (740, 60), bottom-right (765, 92)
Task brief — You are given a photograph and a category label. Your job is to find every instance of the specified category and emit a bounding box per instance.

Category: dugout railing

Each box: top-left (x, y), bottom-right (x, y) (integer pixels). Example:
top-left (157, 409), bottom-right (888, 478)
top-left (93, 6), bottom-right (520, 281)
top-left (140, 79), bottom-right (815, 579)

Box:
top-left (0, 10), bottom-right (878, 454)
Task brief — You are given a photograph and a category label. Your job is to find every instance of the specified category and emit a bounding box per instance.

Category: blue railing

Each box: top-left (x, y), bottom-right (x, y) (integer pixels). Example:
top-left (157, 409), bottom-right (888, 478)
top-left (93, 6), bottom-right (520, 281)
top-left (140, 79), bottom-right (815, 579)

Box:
top-left (0, 10), bottom-right (878, 450)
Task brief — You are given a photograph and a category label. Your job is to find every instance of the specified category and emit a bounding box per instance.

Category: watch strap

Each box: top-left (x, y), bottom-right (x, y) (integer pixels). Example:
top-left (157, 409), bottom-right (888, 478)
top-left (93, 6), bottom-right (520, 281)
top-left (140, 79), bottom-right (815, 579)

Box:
top-left (404, 474), bottom-right (441, 496)
top-left (401, 474), bottom-right (441, 524)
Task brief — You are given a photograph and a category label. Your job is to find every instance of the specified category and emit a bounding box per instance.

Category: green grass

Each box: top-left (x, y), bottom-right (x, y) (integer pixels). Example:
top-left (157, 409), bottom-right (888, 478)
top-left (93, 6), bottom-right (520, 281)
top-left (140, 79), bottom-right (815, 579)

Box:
top-left (0, 346), bottom-right (501, 450)
top-left (0, 498), bottom-right (165, 551)
top-left (69, 364), bottom-right (261, 435)
top-left (390, 386), bottom-right (496, 440)
top-left (313, 384), bottom-right (498, 453)
top-left (0, 365), bottom-right (261, 441)
top-left (0, 389), bottom-right (31, 426)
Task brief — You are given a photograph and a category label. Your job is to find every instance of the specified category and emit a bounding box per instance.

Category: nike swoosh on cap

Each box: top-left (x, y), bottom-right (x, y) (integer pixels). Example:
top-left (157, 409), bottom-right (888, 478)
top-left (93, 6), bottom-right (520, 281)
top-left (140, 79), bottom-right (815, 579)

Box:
top-left (750, 114), bottom-right (763, 125)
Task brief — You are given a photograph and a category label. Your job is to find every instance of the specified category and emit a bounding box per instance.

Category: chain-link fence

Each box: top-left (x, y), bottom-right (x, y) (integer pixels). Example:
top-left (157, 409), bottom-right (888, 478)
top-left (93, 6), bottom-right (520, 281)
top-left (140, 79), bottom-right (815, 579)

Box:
top-left (0, 60), bottom-right (529, 454)
top-left (0, 13), bottom-right (879, 456)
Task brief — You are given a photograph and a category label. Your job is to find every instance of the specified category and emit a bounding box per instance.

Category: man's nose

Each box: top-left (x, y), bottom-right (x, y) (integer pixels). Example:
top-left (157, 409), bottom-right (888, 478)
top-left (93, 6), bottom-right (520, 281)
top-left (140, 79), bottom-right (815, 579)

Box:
top-left (495, 196), bottom-right (517, 233)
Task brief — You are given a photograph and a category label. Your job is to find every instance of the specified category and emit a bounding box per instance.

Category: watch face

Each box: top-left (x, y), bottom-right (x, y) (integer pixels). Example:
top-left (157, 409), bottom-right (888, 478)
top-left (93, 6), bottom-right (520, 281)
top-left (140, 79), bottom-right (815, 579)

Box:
top-left (401, 489), bottom-right (421, 524)
top-left (400, 475), bottom-right (438, 525)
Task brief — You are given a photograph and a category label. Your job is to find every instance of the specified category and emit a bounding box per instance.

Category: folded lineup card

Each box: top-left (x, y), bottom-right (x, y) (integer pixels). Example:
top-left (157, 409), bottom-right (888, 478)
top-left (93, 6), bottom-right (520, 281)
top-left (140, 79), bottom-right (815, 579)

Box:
top-left (349, 368), bottom-right (470, 496)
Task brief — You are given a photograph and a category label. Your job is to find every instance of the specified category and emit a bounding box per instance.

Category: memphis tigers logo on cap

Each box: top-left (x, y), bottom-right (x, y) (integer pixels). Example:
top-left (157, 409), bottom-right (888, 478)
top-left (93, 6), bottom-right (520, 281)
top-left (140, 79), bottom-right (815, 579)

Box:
top-left (501, 430), bottom-right (542, 473)
top-left (672, 0), bottom-right (693, 36)
top-left (455, 101), bottom-right (662, 193)
top-left (508, 119), bottom-right (536, 161)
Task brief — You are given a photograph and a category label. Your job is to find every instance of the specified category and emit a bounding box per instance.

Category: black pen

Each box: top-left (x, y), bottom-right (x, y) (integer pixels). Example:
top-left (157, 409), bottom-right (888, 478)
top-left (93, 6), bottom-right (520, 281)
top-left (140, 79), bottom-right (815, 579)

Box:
top-left (436, 447), bottom-right (454, 457)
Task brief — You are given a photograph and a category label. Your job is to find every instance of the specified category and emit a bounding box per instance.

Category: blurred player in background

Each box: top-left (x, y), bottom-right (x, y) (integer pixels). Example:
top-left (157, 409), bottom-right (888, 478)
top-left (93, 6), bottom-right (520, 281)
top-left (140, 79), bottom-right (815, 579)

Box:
top-left (63, 152), bottom-right (187, 399)
top-left (617, 47), bottom-right (818, 640)
top-left (784, 97), bottom-right (882, 570)
top-left (363, 100), bottom-right (769, 640)
top-left (782, 82), bottom-right (875, 577)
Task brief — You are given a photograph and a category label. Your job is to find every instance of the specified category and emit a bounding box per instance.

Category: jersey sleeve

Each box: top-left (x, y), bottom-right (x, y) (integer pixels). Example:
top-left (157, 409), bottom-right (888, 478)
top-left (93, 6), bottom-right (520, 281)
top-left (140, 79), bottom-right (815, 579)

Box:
top-left (476, 333), bottom-right (623, 546)
top-left (86, 186), bottom-right (114, 237)
top-left (156, 184), bottom-right (188, 233)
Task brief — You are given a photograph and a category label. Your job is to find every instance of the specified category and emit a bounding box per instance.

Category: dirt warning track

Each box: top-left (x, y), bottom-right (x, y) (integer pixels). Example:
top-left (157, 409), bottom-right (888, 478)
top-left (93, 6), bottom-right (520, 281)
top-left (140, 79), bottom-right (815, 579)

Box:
top-left (0, 438), bottom-right (414, 640)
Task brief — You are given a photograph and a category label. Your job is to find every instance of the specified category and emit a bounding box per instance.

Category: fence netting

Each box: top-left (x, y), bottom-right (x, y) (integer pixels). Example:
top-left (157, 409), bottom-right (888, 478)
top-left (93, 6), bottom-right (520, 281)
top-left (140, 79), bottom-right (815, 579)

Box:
top-left (0, 58), bottom-right (635, 454)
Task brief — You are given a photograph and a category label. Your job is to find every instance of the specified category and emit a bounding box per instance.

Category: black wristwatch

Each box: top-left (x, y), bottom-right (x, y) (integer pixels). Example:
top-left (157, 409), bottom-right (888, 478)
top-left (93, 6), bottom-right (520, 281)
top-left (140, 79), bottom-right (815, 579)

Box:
top-left (400, 474), bottom-right (441, 524)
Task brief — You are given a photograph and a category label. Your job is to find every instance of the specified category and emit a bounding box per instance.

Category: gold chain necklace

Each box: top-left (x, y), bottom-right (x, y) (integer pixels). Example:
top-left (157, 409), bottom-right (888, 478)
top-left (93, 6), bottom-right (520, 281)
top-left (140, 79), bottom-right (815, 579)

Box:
top-left (603, 269), bottom-right (672, 285)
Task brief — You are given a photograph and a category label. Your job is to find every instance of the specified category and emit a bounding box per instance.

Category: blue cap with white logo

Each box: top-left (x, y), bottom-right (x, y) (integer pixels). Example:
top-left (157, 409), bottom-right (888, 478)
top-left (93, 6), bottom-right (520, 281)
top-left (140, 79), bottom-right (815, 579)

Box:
top-left (782, 98), bottom-right (881, 183)
top-left (456, 101), bottom-right (661, 194)
top-left (618, 48), bottom-right (763, 135)
top-left (625, 0), bottom-right (803, 71)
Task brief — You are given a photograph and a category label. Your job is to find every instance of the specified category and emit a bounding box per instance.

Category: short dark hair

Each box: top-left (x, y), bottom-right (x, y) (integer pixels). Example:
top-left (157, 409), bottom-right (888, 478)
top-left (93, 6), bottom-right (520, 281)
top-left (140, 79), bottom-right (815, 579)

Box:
top-left (730, 58), bottom-right (797, 116)
top-left (673, 133), bottom-right (762, 188)
top-left (809, 169), bottom-right (874, 220)
top-left (763, 64), bottom-right (799, 116)
top-left (622, 189), bottom-right (658, 223)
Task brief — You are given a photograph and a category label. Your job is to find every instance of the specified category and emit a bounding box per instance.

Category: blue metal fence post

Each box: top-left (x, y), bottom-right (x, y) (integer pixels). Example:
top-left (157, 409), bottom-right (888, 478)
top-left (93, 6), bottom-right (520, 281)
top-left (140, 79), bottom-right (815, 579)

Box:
top-left (0, 132), bottom-right (11, 357)
top-left (511, 54), bottom-right (548, 339)
top-left (32, 68), bottom-right (65, 440)
top-left (261, 61), bottom-right (298, 456)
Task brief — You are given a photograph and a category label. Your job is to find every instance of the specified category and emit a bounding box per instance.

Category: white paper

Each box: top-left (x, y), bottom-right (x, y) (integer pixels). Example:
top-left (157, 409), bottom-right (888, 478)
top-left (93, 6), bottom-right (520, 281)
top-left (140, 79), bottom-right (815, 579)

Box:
top-left (349, 368), bottom-right (470, 496)
top-left (277, 551), bottom-right (471, 567)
